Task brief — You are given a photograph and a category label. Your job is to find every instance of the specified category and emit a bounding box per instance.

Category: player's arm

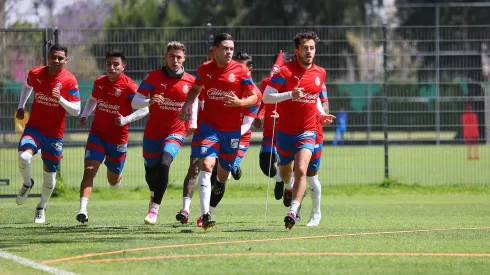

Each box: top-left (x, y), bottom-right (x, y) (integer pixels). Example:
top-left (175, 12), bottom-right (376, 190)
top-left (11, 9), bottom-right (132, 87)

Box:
top-left (189, 98), bottom-right (199, 129)
top-left (16, 82), bottom-right (33, 120)
top-left (117, 107), bottom-right (149, 126)
top-left (57, 80), bottom-right (81, 116)
top-left (241, 115), bottom-right (255, 136)
top-left (180, 67), bottom-right (205, 122)
top-left (263, 68), bottom-right (303, 104)
top-left (78, 95), bottom-right (97, 127)
top-left (132, 75), bottom-right (154, 108)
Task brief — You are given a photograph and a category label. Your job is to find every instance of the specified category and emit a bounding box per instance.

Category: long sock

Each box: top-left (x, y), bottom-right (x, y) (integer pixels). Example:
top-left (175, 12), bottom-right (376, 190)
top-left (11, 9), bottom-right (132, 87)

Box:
top-left (37, 171), bottom-right (56, 209)
top-left (198, 171), bottom-right (212, 216)
top-left (290, 200), bottom-right (300, 215)
top-left (80, 197), bottom-right (88, 211)
top-left (307, 175), bottom-right (322, 215)
top-left (153, 163), bottom-right (170, 205)
top-left (210, 181), bottom-right (226, 208)
top-left (285, 176), bottom-right (294, 189)
top-left (273, 170), bottom-right (282, 182)
top-left (182, 197), bottom-right (192, 212)
top-left (18, 151), bottom-right (33, 186)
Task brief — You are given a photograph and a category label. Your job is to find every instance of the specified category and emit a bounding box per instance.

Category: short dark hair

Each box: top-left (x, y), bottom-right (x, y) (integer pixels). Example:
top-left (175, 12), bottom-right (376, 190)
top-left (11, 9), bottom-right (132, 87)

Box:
top-left (294, 31), bottom-right (319, 48)
top-left (106, 49), bottom-right (125, 62)
top-left (234, 51), bottom-right (252, 67)
top-left (49, 44), bottom-right (68, 56)
top-left (213, 33), bottom-right (233, 47)
top-left (208, 46), bottom-right (214, 53)
top-left (166, 41), bottom-right (186, 53)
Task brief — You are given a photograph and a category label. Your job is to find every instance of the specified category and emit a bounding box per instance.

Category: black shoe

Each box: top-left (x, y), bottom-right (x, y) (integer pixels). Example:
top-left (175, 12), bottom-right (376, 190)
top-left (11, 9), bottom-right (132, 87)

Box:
top-left (284, 212), bottom-right (296, 230)
top-left (274, 181), bottom-right (284, 200)
top-left (76, 212), bottom-right (88, 224)
top-left (231, 166), bottom-right (242, 180)
top-left (202, 213), bottom-right (216, 230)
top-left (283, 188), bottom-right (292, 207)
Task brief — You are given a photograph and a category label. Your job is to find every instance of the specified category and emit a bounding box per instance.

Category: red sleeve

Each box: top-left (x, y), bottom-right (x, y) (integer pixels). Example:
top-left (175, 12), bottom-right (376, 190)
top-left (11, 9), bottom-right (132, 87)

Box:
top-left (137, 73), bottom-right (155, 97)
top-left (268, 66), bottom-right (288, 92)
top-left (240, 66), bottom-right (255, 97)
top-left (194, 64), bottom-right (206, 87)
top-left (66, 77), bottom-right (80, 102)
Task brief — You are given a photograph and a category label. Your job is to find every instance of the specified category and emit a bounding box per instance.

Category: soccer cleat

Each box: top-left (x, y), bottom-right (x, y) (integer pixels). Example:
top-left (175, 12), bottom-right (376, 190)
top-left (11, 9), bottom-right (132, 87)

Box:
top-left (274, 181), bottom-right (284, 200)
top-left (144, 210), bottom-right (158, 225)
top-left (16, 179), bottom-right (35, 205)
top-left (196, 216), bottom-right (203, 227)
top-left (283, 188), bottom-right (292, 207)
top-left (231, 166), bottom-right (242, 180)
top-left (176, 209), bottom-right (189, 225)
top-left (306, 213), bottom-right (322, 227)
top-left (76, 209), bottom-right (89, 224)
top-left (34, 208), bottom-right (45, 224)
top-left (201, 213), bottom-right (216, 230)
top-left (284, 212), bottom-right (296, 230)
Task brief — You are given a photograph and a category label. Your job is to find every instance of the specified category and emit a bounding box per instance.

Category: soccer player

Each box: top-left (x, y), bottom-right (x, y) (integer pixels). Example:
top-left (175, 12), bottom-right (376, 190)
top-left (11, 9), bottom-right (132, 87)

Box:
top-left (333, 107), bottom-right (347, 145)
top-left (179, 33), bottom-right (257, 230)
top-left (263, 31), bottom-right (335, 229)
top-left (132, 41), bottom-right (197, 225)
top-left (76, 49), bottom-right (149, 224)
top-left (15, 44), bottom-right (81, 223)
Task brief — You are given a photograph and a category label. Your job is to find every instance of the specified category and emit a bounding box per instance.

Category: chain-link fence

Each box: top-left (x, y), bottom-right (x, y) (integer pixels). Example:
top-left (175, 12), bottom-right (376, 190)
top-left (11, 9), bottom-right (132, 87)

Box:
top-left (1, 25), bottom-right (489, 196)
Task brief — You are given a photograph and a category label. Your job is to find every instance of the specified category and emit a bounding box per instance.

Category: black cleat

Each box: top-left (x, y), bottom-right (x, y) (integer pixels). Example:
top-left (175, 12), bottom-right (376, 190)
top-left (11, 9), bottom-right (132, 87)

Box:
top-left (202, 213), bottom-right (216, 230)
top-left (284, 212), bottom-right (296, 230)
top-left (283, 188), bottom-right (292, 207)
top-left (274, 181), bottom-right (284, 200)
top-left (231, 166), bottom-right (242, 181)
top-left (76, 212), bottom-right (88, 224)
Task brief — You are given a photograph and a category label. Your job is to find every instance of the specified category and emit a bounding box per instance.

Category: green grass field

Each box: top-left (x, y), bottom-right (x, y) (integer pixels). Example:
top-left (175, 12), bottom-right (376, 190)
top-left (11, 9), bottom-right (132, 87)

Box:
top-left (1, 192), bottom-right (490, 274)
top-left (1, 144), bottom-right (489, 196)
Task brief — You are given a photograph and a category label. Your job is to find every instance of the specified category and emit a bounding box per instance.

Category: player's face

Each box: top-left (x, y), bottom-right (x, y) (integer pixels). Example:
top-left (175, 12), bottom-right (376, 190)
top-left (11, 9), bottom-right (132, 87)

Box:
top-left (294, 39), bottom-right (316, 66)
top-left (165, 48), bottom-right (186, 72)
top-left (106, 56), bottom-right (125, 80)
top-left (48, 50), bottom-right (67, 72)
top-left (215, 40), bottom-right (234, 65)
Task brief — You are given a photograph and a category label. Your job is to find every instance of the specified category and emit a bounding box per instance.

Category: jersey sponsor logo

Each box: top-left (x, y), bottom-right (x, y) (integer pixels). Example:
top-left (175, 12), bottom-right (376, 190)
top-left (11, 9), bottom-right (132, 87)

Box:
top-left (230, 138), bottom-right (239, 149)
top-left (117, 144), bottom-right (127, 153)
top-left (292, 92), bottom-right (317, 104)
top-left (207, 88), bottom-right (235, 101)
top-left (155, 98), bottom-right (185, 111)
top-left (51, 141), bottom-right (63, 151)
top-left (315, 76), bottom-right (320, 86)
top-left (34, 93), bottom-right (60, 107)
top-left (114, 88), bottom-right (121, 97)
top-left (228, 73), bottom-right (236, 82)
top-left (97, 99), bottom-right (121, 114)
top-left (183, 85), bottom-right (189, 94)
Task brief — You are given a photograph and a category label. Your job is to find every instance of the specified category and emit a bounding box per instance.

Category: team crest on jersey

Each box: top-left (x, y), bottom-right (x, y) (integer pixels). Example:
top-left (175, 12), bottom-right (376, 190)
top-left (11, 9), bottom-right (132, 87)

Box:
top-left (182, 85), bottom-right (189, 94)
top-left (230, 138), bottom-right (239, 149)
top-left (315, 76), bottom-right (320, 86)
top-left (272, 64), bottom-right (280, 74)
top-left (228, 73), bottom-right (236, 82)
top-left (51, 142), bottom-right (63, 151)
top-left (114, 89), bottom-right (121, 97)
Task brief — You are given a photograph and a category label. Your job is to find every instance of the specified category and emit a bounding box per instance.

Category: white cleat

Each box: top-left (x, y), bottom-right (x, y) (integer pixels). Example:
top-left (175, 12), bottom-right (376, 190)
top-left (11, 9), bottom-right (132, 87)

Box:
top-left (16, 179), bottom-right (34, 205)
top-left (76, 209), bottom-right (89, 224)
top-left (144, 210), bottom-right (158, 225)
top-left (306, 213), bottom-right (321, 227)
top-left (34, 208), bottom-right (45, 224)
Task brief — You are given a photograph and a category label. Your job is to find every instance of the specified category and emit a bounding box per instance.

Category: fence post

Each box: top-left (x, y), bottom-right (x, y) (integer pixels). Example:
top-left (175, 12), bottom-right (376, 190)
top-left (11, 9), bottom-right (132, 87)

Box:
top-left (42, 30), bottom-right (47, 65)
top-left (435, 5), bottom-right (441, 145)
top-left (383, 24), bottom-right (389, 180)
top-left (54, 28), bottom-right (59, 44)
top-left (207, 23), bottom-right (213, 49)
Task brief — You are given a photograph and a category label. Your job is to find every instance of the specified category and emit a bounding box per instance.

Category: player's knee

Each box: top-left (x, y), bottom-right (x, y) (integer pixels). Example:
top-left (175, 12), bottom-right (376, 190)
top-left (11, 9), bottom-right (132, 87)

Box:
top-left (18, 151), bottom-right (33, 168)
top-left (160, 152), bottom-right (173, 169)
top-left (259, 153), bottom-right (276, 176)
top-left (108, 174), bottom-right (122, 186)
top-left (200, 157), bottom-right (215, 172)
top-left (83, 166), bottom-right (98, 179)
top-left (43, 171), bottom-right (56, 189)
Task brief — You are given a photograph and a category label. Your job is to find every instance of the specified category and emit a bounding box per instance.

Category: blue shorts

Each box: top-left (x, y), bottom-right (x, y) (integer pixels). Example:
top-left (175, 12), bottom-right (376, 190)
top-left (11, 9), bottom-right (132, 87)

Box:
top-left (18, 126), bottom-right (63, 172)
top-left (276, 130), bottom-right (316, 166)
top-left (260, 136), bottom-right (278, 155)
top-left (307, 143), bottom-right (323, 171)
top-left (195, 122), bottom-right (240, 172)
top-left (143, 134), bottom-right (185, 167)
top-left (85, 133), bottom-right (127, 174)
top-left (190, 132), bottom-right (200, 159)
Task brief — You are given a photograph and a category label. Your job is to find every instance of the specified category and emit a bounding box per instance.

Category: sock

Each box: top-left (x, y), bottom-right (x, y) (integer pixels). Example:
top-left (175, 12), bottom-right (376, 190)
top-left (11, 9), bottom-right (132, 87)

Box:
top-left (210, 206), bottom-right (215, 214)
top-left (198, 171), bottom-right (212, 216)
top-left (37, 171), bottom-right (56, 209)
top-left (307, 175), bottom-right (322, 215)
top-left (151, 191), bottom-right (155, 198)
top-left (110, 180), bottom-right (121, 189)
top-left (80, 197), bottom-right (88, 211)
top-left (210, 181), bottom-right (226, 208)
top-left (18, 151), bottom-right (33, 186)
top-left (290, 200), bottom-right (300, 215)
top-left (183, 196), bottom-right (192, 212)
top-left (273, 170), bottom-right (282, 182)
top-left (149, 202), bottom-right (160, 213)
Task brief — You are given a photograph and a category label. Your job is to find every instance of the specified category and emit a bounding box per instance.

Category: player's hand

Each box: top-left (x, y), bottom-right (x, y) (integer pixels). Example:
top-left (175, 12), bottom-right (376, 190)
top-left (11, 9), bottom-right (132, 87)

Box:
top-left (291, 87), bottom-right (304, 99)
top-left (185, 127), bottom-right (196, 137)
top-left (223, 93), bottom-right (242, 107)
top-left (271, 110), bottom-right (279, 119)
top-left (252, 118), bottom-right (263, 129)
top-left (179, 104), bottom-right (191, 122)
top-left (51, 85), bottom-right (61, 100)
top-left (149, 94), bottom-right (165, 105)
top-left (16, 108), bottom-right (25, 120)
top-left (320, 113), bottom-right (336, 125)
top-left (115, 112), bottom-right (125, 127)
top-left (78, 116), bottom-right (87, 127)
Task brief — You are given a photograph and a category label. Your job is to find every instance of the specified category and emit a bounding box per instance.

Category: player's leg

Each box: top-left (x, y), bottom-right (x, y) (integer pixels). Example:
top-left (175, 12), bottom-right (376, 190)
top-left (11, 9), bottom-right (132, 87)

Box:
top-left (176, 156), bottom-right (199, 225)
top-left (104, 141), bottom-right (127, 188)
top-left (260, 136), bottom-right (284, 199)
top-left (231, 144), bottom-right (248, 181)
top-left (333, 127), bottom-right (340, 145)
top-left (473, 138), bottom-right (480, 160)
top-left (306, 143), bottom-right (323, 227)
top-left (16, 127), bottom-right (40, 205)
top-left (142, 137), bottom-right (162, 222)
top-left (36, 136), bottom-right (64, 224)
top-left (340, 128), bottom-right (345, 145)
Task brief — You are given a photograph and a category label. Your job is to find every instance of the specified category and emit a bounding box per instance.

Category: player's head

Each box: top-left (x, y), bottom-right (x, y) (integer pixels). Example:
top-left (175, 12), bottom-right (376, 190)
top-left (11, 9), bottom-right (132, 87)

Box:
top-left (293, 30), bottom-right (319, 66)
top-left (234, 51), bottom-right (253, 72)
top-left (213, 33), bottom-right (234, 66)
top-left (105, 49), bottom-right (126, 80)
top-left (165, 41), bottom-right (186, 72)
top-left (47, 44), bottom-right (68, 73)
top-left (207, 46), bottom-right (215, 62)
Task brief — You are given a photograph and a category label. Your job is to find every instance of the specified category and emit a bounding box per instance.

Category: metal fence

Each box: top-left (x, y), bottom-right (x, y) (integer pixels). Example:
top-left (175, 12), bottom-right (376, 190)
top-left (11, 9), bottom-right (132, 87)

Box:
top-left (1, 25), bottom-right (489, 195)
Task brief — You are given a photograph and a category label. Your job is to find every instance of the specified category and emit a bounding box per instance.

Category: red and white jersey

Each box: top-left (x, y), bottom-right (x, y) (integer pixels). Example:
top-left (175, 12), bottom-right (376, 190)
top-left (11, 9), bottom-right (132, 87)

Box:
top-left (138, 69), bottom-right (195, 139)
top-left (90, 74), bottom-right (138, 144)
top-left (26, 66), bottom-right (80, 138)
top-left (259, 77), bottom-right (278, 138)
top-left (195, 60), bottom-right (255, 132)
top-left (268, 61), bottom-right (327, 135)
top-left (316, 81), bottom-right (328, 144)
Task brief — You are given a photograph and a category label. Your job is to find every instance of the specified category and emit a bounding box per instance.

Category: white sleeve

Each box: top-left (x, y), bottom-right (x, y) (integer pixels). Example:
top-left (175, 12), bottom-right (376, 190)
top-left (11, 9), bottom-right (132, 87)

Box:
top-left (241, 115), bottom-right (255, 136)
top-left (316, 97), bottom-right (326, 115)
top-left (131, 92), bottom-right (150, 109)
top-left (189, 98), bottom-right (199, 128)
top-left (18, 83), bottom-right (33, 109)
top-left (262, 85), bottom-right (293, 104)
top-left (80, 96), bottom-right (97, 118)
top-left (59, 97), bottom-right (81, 116)
top-left (119, 107), bottom-right (149, 126)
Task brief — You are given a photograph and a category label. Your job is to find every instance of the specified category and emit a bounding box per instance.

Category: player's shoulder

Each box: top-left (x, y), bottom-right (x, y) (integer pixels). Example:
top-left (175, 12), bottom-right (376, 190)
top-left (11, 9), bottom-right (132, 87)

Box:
top-left (144, 69), bottom-right (163, 81)
top-left (60, 69), bottom-right (78, 84)
top-left (29, 66), bottom-right (46, 75)
top-left (274, 61), bottom-right (294, 77)
top-left (94, 74), bottom-right (108, 83)
top-left (198, 60), bottom-right (214, 71)
top-left (182, 72), bottom-right (196, 82)
top-left (311, 64), bottom-right (327, 76)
